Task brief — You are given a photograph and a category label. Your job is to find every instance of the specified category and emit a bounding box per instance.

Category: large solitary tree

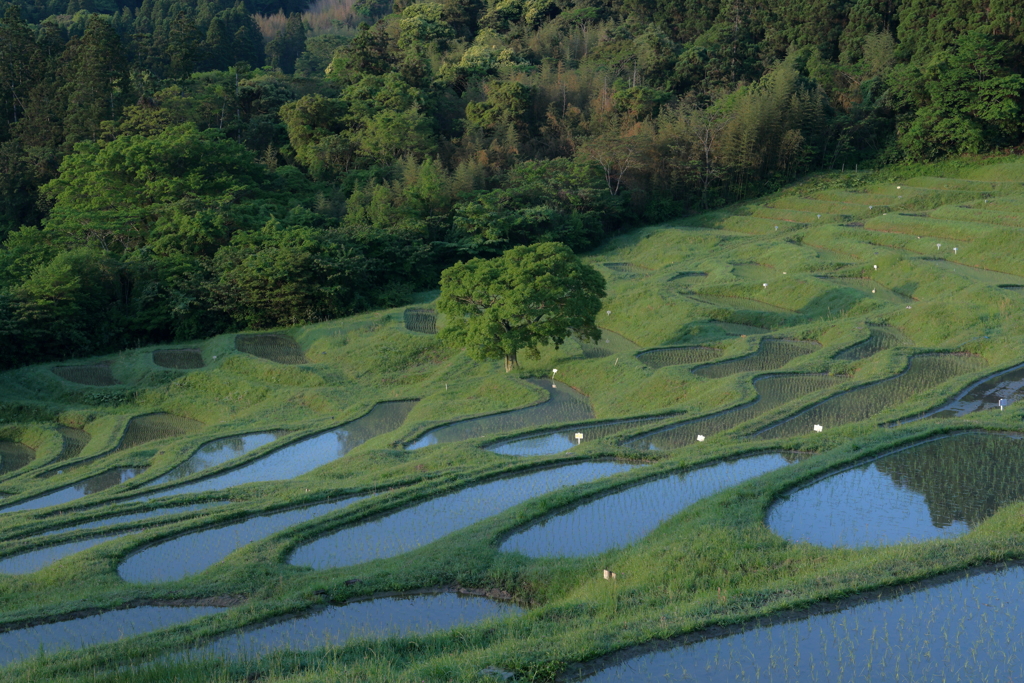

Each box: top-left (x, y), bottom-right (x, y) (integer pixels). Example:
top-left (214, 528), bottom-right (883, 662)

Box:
top-left (438, 242), bottom-right (606, 372)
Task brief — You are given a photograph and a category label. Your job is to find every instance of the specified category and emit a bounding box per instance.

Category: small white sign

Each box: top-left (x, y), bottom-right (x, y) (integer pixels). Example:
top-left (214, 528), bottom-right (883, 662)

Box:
top-left (763, 283), bottom-right (768, 288)
top-left (873, 265), bottom-right (878, 270)
top-left (813, 424), bottom-right (823, 432)
top-left (696, 434), bottom-right (705, 442)
top-left (575, 432), bottom-right (584, 444)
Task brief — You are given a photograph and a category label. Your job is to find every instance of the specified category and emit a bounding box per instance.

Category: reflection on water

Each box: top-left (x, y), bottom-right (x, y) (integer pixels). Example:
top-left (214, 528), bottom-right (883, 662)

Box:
top-left (0, 535), bottom-right (121, 575)
top-left (921, 362), bottom-right (1024, 419)
top-left (145, 401), bottom-right (416, 498)
top-left (768, 432), bottom-right (1024, 547)
top-left (692, 339), bottom-right (817, 379)
top-left (1, 469), bottom-right (145, 514)
top-left (755, 354), bottom-right (983, 439)
top-left (581, 564), bottom-right (1024, 682)
top-left (626, 374), bottom-right (841, 450)
top-left (408, 379), bottom-right (593, 450)
top-left (489, 417), bottom-right (671, 456)
top-left (145, 433), bottom-right (282, 488)
top-left (290, 461), bottom-right (637, 569)
top-left (193, 593), bottom-right (520, 659)
top-left (119, 497), bottom-right (368, 583)
top-left (501, 453), bottom-right (800, 557)
top-left (0, 605), bottom-right (225, 667)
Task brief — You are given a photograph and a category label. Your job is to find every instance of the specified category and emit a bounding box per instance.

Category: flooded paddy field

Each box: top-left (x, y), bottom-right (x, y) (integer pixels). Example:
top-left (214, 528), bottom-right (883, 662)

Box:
top-left (143, 432), bottom-right (283, 488)
top-left (768, 431), bottom-right (1024, 547)
top-left (577, 563), bottom-right (1024, 682)
top-left (50, 362), bottom-right (117, 386)
top-left (151, 349), bottom-right (205, 369)
top-left (500, 452), bottom-right (801, 558)
top-left (1, 468), bottom-right (145, 514)
top-left (289, 461), bottom-right (636, 569)
top-left (0, 605), bottom-right (226, 667)
top-left (578, 329), bottom-right (639, 359)
top-left (0, 442), bottom-right (33, 477)
top-left (692, 339), bottom-right (817, 378)
top-left (190, 592), bottom-right (520, 660)
top-left (755, 353), bottom-right (984, 439)
top-left (626, 374), bottom-right (842, 450)
top-left (489, 416), bottom-right (672, 456)
top-left (919, 362), bottom-right (1024, 418)
top-left (636, 346), bottom-right (721, 369)
top-left (143, 401), bottom-right (415, 498)
top-left (408, 379), bottom-right (593, 449)
top-left (235, 334), bottom-right (307, 364)
top-left (403, 308), bottom-right (436, 334)
top-left (834, 326), bottom-right (904, 361)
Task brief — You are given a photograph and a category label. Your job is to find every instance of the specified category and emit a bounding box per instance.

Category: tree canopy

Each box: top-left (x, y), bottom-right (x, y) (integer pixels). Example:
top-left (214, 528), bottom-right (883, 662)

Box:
top-left (437, 242), bottom-right (605, 371)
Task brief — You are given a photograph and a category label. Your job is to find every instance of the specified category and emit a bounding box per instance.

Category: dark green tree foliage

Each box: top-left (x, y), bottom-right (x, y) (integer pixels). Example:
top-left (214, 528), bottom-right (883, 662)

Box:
top-left (266, 12), bottom-right (305, 74)
top-left (438, 242), bottom-right (606, 371)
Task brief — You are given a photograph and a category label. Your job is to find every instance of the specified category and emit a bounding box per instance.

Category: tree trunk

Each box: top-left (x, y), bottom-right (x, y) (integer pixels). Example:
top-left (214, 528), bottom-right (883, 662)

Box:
top-left (504, 351), bottom-right (518, 372)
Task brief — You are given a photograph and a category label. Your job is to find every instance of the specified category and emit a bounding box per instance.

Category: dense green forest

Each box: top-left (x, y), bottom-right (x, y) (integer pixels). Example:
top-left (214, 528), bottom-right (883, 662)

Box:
top-left (0, 0), bottom-right (1021, 368)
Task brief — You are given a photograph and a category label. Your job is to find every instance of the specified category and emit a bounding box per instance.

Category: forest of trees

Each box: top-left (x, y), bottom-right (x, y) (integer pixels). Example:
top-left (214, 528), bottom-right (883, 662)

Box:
top-left (0, 0), bottom-right (1021, 368)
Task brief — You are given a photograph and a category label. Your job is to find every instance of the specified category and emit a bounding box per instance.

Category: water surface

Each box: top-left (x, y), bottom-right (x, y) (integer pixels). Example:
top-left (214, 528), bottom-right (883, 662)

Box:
top-left (408, 380), bottom-right (593, 450)
top-left (920, 362), bottom-right (1024, 418)
top-left (290, 461), bottom-right (637, 569)
top-left (119, 496), bottom-right (369, 583)
top-left (489, 417), bottom-right (672, 456)
top-left (767, 432), bottom-right (1024, 547)
top-left (0, 605), bottom-right (225, 667)
top-left (144, 433), bottom-right (282, 488)
top-left (580, 564), bottom-right (1024, 682)
top-left (0, 443), bottom-right (33, 477)
top-left (1, 469), bottom-right (145, 514)
top-left (194, 593), bottom-right (520, 659)
top-left (502, 453), bottom-right (799, 557)
top-left (144, 402), bottom-right (415, 498)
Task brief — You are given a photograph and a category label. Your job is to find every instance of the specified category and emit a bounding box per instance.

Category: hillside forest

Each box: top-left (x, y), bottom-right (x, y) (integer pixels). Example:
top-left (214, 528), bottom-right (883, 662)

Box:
top-left (0, 0), bottom-right (1022, 369)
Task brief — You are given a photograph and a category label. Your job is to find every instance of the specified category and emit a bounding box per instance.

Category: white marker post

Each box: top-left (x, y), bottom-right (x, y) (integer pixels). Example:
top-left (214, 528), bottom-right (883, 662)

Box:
top-left (999, 399), bottom-right (1007, 411)
top-left (575, 432), bottom-right (584, 445)
top-left (552, 368), bottom-right (557, 388)
top-left (763, 283), bottom-right (768, 288)
top-left (953, 247), bottom-right (958, 254)
top-left (813, 424), bottom-right (823, 433)
top-left (874, 265), bottom-right (878, 270)
top-left (696, 434), bottom-right (705, 442)
top-left (937, 243), bottom-right (941, 250)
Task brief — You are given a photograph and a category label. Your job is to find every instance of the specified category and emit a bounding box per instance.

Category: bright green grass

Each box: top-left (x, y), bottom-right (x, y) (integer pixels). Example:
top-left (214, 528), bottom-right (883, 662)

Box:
top-left (4, 157), bottom-right (1024, 683)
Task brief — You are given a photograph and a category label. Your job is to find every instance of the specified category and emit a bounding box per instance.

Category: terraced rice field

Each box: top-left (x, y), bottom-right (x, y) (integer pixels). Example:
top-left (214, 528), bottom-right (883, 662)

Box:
top-left (50, 362), bottom-right (117, 386)
top-left (235, 333), bottom-right (307, 364)
top-left (152, 348), bottom-right (205, 369)
top-left (6, 160), bottom-right (1024, 682)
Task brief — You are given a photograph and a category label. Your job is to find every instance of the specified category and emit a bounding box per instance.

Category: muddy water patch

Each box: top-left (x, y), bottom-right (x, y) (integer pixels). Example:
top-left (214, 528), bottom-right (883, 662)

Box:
top-left (502, 453), bottom-right (801, 558)
top-left (0, 443), bottom-right (33, 477)
top-left (636, 346), bottom-right (721, 369)
top-left (755, 354), bottom-right (984, 439)
top-left (289, 461), bottom-right (637, 570)
top-left (578, 563), bottom-right (1024, 682)
top-left (0, 605), bottom-right (225, 667)
top-left (152, 348), bottom-right (205, 369)
top-left (119, 496), bottom-right (369, 583)
top-left (236, 334), bottom-right (307, 364)
top-left (916, 362), bottom-right (1024, 419)
top-left (144, 401), bottom-right (415, 499)
top-left (768, 431), bottom-right (1024, 547)
top-left (1, 468), bottom-right (145, 514)
top-left (191, 592), bottom-right (520, 660)
top-left (626, 374), bottom-right (842, 451)
top-left (693, 339), bottom-right (817, 378)
top-left (489, 417), bottom-right (673, 457)
top-left (408, 379), bottom-right (592, 450)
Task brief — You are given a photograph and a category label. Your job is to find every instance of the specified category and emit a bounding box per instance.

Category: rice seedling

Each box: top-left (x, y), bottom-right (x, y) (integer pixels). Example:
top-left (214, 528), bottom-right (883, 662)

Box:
top-left (115, 413), bottom-right (204, 453)
top-left (0, 442), bottom-right (33, 477)
top-left (235, 334), bottom-right (308, 365)
top-left (693, 339), bottom-right (818, 379)
top-left (500, 452), bottom-right (801, 557)
top-left (191, 593), bottom-right (521, 660)
top-left (54, 426), bottom-right (90, 463)
top-left (666, 271), bottom-right (707, 284)
top-left (0, 606), bottom-right (226, 668)
top-left (578, 328), bottom-right (639, 359)
top-left (636, 346), bottom-right (722, 370)
top-left (626, 374), bottom-right (842, 450)
top-left (288, 461), bottom-right (637, 569)
top-left (403, 308), bottom-right (437, 334)
top-left (603, 263), bottom-right (652, 277)
top-left (407, 379), bottom-right (593, 449)
top-left (834, 326), bottom-right (905, 361)
top-left (152, 349), bottom-right (205, 370)
top-left (51, 363), bottom-right (117, 386)
top-left (754, 354), bottom-right (984, 439)
top-left (767, 431), bottom-right (1024, 548)
top-left (919, 363), bottom-right (1024, 419)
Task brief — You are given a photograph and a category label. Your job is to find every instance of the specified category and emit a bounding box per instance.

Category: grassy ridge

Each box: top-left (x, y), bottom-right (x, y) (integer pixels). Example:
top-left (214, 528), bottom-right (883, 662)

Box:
top-left (2, 157), bottom-right (1024, 681)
